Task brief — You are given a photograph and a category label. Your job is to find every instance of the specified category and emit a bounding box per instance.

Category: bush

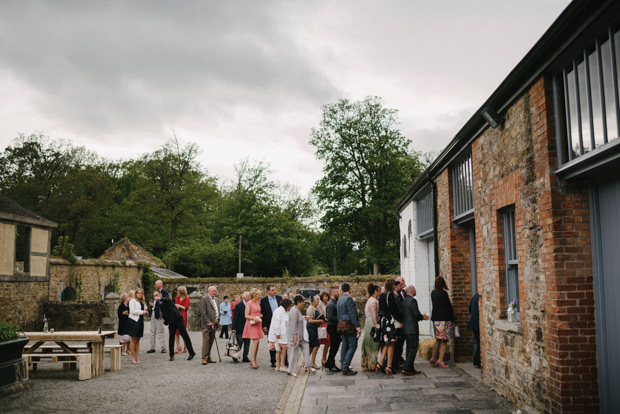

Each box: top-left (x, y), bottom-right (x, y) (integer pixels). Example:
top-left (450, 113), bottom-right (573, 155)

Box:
top-left (52, 236), bottom-right (77, 263)
top-left (0, 321), bottom-right (23, 342)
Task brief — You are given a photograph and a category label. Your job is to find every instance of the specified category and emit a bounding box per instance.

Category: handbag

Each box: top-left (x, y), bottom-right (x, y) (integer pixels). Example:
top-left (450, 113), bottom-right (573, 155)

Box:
top-left (226, 334), bottom-right (242, 359)
top-left (393, 319), bottom-right (403, 330)
top-left (337, 319), bottom-right (355, 335)
top-left (318, 322), bottom-right (330, 345)
top-left (454, 325), bottom-right (460, 337)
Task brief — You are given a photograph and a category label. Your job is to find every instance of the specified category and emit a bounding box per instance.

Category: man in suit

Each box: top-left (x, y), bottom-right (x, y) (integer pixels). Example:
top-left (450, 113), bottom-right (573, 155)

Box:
top-left (468, 292), bottom-right (480, 368)
top-left (324, 285), bottom-right (341, 372)
top-left (260, 285), bottom-right (282, 367)
top-left (393, 276), bottom-right (407, 370)
top-left (231, 291), bottom-right (251, 362)
top-left (147, 290), bottom-right (167, 354)
top-left (199, 286), bottom-right (220, 365)
top-left (155, 280), bottom-right (169, 298)
top-left (158, 295), bottom-right (195, 361)
top-left (401, 284), bottom-right (430, 376)
top-left (337, 282), bottom-right (361, 376)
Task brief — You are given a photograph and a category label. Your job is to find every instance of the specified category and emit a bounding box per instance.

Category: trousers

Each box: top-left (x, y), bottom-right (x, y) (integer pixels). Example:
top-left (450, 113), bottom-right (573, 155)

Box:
top-left (168, 319), bottom-right (194, 357)
top-left (236, 333), bottom-right (250, 361)
top-left (325, 324), bottom-right (341, 369)
top-left (340, 333), bottom-right (358, 371)
top-left (403, 333), bottom-right (419, 372)
top-left (150, 316), bottom-right (166, 350)
top-left (201, 327), bottom-right (216, 359)
top-left (287, 341), bottom-right (310, 373)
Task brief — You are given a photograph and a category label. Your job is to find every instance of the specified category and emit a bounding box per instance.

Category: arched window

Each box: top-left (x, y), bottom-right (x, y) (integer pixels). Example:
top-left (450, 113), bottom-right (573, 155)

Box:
top-left (61, 286), bottom-right (76, 301)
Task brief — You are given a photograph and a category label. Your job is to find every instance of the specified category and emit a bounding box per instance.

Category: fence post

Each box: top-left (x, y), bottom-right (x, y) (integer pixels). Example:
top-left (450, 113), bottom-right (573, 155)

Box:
top-left (188, 291), bottom-right (203, 331)
top-left (103, 292), bottom-right (120, 331)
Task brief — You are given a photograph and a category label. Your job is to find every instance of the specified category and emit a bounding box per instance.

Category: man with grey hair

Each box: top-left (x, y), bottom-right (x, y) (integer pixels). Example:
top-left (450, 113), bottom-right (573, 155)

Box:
top-left (154, 280), bottom-right (169, 298)
top-left (232, 291), bottom-right (251, 362)
top-left (199, 286), bottom-right (220, 365)
top-left (147, 290), bottom-right (167, 354)
top-left (401, 284), bottom-right (429, 375)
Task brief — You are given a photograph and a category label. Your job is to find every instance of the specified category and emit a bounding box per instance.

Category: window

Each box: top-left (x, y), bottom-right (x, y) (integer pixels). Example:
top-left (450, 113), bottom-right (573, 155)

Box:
top-left (554, 24), bottom-right (620, 166)
top-left (503, 208), bottom-right (519, 320)
top-left (416, 186), bottom-right (434, 239)
top-left (451, 151), bottom-right (474, 221)
top-left (15, 225), bottom-right (31, 273)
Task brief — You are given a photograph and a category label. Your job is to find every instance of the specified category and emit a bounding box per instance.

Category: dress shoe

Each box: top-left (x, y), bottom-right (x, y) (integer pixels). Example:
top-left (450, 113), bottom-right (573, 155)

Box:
top-left (169, 356), bottom-right (174, 361)
top-left (187, 353), bottom-right (195, 361)
top-left (401, 369), bottom-right (421, 376)
top-left (232, 358), bottom-right (239, 363)
top-left (161, 349), bottom-right (167, 353)
top-left (147, 349), bottom-right (156, 353)
top-left (271, 363), bottom-right (277, 368)
top-left (242, 358), bottom-right (251, 363)
top-left (329, 367), bottom-right (341, 373)
top-left (207, 357), bottom-right (216, 363)
top-left (342, 368), bottom-right (357, 376)
top-left (202, 360), bottom-right (207, 365)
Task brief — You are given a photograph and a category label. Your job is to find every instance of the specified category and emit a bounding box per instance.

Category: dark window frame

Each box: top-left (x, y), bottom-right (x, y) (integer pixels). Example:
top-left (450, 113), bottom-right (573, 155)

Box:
top-left (502, 207), bottom-right (519, 320)
top-left (415, 185), bottom-right (434, 239)
top-left (451, 151), bottom-right (474, 222)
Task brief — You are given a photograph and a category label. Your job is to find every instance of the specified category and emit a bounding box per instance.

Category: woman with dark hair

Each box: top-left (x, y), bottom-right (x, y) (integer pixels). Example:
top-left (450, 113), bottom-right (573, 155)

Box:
top-left (361, 283), bottom-right (381, 371)
top-left (430, 276), bottom-right (455, 368)
top-left (318, 290), bottom-right (330, 366)
top-left (269, 298), bottom-right (293, 372)
top-left (286, 295), bottom-right (314, 376)
top-left (376, 279), bottom-right (402, 374)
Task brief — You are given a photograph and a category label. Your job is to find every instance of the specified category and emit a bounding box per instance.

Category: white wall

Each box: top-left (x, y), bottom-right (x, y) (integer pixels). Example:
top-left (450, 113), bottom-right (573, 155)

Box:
top-left (399, 200), bottom-right (434, 336)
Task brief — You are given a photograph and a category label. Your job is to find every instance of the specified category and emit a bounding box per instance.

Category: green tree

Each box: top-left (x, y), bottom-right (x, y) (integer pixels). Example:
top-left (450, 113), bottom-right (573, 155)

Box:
top-left (310, 96), bottom-right (424, 275)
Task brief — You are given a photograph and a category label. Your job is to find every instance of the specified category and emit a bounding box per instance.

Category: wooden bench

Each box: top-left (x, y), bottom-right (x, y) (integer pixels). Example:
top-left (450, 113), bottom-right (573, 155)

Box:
top-left (24, 353), bottom-right (92, 380)
top-left (24, 344), bottom-right (121, 372)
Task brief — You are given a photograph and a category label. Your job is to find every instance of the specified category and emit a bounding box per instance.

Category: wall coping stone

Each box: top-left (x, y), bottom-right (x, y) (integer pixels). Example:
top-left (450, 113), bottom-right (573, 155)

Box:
top-left (494, 319), bottom-right (524, 335)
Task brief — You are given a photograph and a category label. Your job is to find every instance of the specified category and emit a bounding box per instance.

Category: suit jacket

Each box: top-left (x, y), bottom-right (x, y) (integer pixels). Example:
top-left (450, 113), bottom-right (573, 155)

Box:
top-left (160, 297), bottom-right (182, 325)
top-left (232, 300), bottom-right (247, 333)
top-left (158, 288), bottom-right (170, 299)
top-left (468, 293), bottom-right (480, 331)
top-left (260, 295), bottom-right (282, 333)
top-left (336, 293), bottom-right (360, 329)
top-left (402, 295), bottom-right (424, 335)
top-left (199, 294), bottom-right (220, 330)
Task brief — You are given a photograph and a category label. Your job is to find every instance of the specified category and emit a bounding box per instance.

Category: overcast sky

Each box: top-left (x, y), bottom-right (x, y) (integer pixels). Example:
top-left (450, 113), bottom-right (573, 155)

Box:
top-left (0, 0), bottom-right (571, 195)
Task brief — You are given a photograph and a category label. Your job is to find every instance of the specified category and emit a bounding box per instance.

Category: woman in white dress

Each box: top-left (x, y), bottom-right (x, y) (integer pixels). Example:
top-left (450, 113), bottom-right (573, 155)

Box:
top-left (268, 298), bottom-right (293, 372)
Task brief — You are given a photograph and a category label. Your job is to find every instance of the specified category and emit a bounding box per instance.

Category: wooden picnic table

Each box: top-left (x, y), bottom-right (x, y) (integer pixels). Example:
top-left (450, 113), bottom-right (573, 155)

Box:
top-left (24, 331), bottom-right (116, 377)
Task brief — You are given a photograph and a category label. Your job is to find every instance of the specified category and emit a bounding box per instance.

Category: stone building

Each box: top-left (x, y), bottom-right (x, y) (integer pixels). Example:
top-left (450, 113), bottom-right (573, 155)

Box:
top-left (396, 1), bottom-right (619, 412)
top-left (98, 237), bottom-right (164, 267)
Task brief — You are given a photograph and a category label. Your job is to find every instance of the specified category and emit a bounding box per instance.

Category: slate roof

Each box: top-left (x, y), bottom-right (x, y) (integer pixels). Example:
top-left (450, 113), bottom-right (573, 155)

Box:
top-left (0, 195), bottom-right (57, 228)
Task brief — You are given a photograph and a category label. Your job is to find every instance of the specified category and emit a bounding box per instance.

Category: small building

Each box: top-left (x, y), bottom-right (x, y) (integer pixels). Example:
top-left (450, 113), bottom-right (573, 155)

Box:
top-left (98, 237), bottom-right (164, 267)
top-left (396, 1), bottom-right (619, 412)
top-left (0, 195), bottom-right (57, 281)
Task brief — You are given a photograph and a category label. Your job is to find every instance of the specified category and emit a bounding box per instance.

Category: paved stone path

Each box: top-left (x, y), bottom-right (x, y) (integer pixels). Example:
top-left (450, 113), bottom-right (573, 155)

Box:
top-left (1, 331), bottom-right (289, 413)
top-left (295, 341), bottom-right (517, 414)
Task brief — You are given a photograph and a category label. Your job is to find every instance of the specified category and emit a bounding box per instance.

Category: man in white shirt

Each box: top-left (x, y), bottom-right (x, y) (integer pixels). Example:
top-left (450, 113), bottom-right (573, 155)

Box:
top-left (147, 291), bottom-right (166, 354)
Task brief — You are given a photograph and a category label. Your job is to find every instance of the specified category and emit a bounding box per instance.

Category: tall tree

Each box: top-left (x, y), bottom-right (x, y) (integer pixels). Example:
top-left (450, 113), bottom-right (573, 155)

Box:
top-left (310, 96), bottom-right (424, 275)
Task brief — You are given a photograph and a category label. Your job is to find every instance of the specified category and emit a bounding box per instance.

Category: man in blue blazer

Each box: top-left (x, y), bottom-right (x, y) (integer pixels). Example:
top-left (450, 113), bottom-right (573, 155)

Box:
top-left (336, 282), bottom-right (361, 375)
top-left (231, 291), bottom-right (251, 362)
top-left (401, 285), bottom-right (429, 375)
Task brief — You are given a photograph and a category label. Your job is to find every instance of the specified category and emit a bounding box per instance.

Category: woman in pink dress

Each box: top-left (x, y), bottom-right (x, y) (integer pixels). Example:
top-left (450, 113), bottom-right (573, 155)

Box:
top-left (243, 288), bottom-right (263, 369)
top-left (174, 286), bottom-right (190, 353)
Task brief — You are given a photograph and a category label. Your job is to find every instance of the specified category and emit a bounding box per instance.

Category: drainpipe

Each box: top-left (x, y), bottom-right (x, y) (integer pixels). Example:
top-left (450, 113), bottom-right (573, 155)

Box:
top-left (431, 173), bottom-right (439, 278)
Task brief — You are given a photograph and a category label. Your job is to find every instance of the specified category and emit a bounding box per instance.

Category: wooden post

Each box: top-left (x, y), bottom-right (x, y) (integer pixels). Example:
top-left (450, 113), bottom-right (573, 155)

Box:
top-left (238, 235), bottom-right (242, 274)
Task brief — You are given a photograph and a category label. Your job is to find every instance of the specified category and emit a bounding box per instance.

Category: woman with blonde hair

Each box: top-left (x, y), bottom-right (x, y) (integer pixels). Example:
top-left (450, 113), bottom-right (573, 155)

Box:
top-left (243, 288), bottom-right (264, 369)
top-left (127, 288), bottom-right (149, 364)
top-left (174, 286), bottom-right (190, 353)
top-left (306, 295), bottom-right (324, 369)
top-left (117, 293), bottom-right (131, 355)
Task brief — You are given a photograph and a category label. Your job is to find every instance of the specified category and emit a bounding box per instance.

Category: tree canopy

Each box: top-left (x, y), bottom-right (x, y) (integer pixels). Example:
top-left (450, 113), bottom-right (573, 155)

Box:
top-left (310, 96), bottom-right (425, 275)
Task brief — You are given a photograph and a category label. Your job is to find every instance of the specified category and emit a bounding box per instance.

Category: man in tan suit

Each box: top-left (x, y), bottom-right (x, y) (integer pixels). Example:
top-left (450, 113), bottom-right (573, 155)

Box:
top-left (199, 286), bottom-right (220, 365)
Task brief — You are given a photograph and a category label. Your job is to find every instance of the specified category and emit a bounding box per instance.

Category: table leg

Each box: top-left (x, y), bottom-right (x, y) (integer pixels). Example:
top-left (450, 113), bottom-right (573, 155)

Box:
top-left (89, 342), bottom-right (104, 377)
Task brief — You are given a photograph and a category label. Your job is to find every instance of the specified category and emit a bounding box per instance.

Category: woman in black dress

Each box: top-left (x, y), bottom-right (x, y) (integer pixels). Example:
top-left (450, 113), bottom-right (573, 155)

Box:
top-left (376, 279), bottom-right (403, 374)
top-left (117, 293), bottom-right (130, 356)
top-left (430, 276), bottom-right (455, 369)
top-left (305, 295), bottom-right (324, 369)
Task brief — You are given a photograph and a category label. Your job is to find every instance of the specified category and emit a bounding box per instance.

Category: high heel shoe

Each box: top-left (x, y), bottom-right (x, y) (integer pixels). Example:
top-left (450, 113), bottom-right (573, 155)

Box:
top-left (429, 358), bottom-right (437, 367)
top-left (385, 366), bottom-right (393, 375)
top-left (375, 363), bottom-right (382, 372)
top-left (175, 347), bottom-right (181, 354)
top-left (251, 360), bottom-right (258, 369)
top-left (436, 361), bottom-right (449, 369)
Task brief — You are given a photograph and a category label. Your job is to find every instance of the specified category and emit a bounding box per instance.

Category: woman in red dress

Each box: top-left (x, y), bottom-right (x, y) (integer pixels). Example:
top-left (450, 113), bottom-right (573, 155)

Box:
top-left (243, 288), bottom-right (264, 369)
top-left (174, 286), bottom-right (190, 353)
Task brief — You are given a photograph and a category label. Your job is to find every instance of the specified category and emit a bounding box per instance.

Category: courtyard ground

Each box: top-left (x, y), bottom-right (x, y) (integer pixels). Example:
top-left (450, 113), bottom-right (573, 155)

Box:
top-left (3, 331), bottom-right (516, 414)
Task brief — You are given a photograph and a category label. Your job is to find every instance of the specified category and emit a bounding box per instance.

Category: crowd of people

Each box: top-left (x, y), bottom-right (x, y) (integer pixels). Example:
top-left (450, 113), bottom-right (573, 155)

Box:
top-left (116, 275), bottom-right (469, 376)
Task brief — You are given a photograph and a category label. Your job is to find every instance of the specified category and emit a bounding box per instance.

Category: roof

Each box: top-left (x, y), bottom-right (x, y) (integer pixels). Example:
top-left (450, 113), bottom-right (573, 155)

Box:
top-left (150, 267), bottom-right (188, 279)
top-left (396, 0), bottom-right (616, 212)
top-left (0, 195), bottom-right (58, 228)
top-left (98, 237), bottom-right (164, 267)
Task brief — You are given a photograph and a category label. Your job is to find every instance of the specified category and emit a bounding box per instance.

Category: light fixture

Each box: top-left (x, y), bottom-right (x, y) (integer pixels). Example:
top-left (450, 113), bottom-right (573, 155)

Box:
top-left (481, 107), bottom-right (503, 129)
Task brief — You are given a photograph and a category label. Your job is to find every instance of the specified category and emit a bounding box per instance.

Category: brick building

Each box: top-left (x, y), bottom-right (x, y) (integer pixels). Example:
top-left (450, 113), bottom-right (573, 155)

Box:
top-left (396, 1), bottom-right (619, 412)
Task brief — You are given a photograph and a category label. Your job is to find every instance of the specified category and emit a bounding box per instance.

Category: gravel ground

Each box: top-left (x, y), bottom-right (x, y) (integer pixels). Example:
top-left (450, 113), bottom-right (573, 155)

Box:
top-left (2, 331), bottom-right (290, 414)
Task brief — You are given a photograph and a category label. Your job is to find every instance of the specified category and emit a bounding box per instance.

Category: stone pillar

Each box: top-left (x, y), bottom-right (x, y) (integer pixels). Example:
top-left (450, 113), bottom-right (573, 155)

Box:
top-left (188, 291), bottom-right (203, 331)
top-left (102, 292), bottom-right (120, 331)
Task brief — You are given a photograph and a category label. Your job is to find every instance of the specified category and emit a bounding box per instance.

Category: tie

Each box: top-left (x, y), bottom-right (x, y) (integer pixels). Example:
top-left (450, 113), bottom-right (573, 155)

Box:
top-left (155, 300), bottom-right (160, 319)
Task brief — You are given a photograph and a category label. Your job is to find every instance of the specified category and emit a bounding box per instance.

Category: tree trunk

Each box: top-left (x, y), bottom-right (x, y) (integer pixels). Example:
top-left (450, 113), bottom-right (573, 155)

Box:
top-left (373, 262), bottom-right (380, 276)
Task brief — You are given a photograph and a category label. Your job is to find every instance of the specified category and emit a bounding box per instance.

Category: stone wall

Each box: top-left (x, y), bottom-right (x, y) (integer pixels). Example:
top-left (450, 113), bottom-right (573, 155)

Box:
top-left (42, 301), bottom-right (107, 331)
top-left (0, 259), bottom-right (143, 331)
top-left (48, 259), bottom-right (144, 302)
top-left (466, 76), bottom-right (597, 413)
